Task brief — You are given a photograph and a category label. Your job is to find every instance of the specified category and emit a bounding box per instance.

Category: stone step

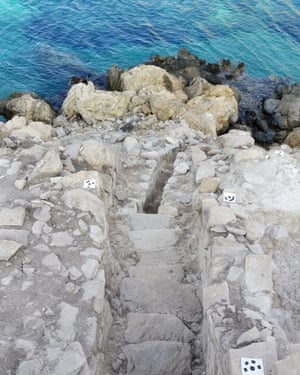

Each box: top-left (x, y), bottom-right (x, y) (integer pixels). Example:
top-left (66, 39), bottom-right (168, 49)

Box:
top-left (128, 264), bottom-right (184, 282)
top-left (123, 341), bottom-right (191, 375)
top-left (129, 229), bottom-right (177, 251)
top-left (124, 313), bottom-right (193, 344)
top-left (126, 213), bottom-right (172, 231)
top-left (137, 247), bottom-right (180, 266)
top-left (120, 277), bottom-right (201, 322)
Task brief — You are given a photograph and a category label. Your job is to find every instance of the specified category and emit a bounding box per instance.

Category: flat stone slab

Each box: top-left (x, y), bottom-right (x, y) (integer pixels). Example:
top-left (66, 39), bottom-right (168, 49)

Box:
top-left (138, 247), bottom-right (180, 266)
top-left (123, 341), bottom-right (191, 375)
top-left (121, 277), bottom-right (201, 322)
top-left (125, 313), bottom-right (194, 344)
top-left (276, 352), bottom-right (300, 375)
top-left (129, 264), bottom-right (184, 281)
top-left (0, 207), bottom-right (26, 227)
top-left (208, 206), bottom-right (236, 227)
top-left (0, 239), bottom-right (23, 261)
top-left (245, 255), bottom-right (273, 294)
top-left (129, 229), bottom-right (177, 251)
top-left (127, 213), bottom-right (171, 230)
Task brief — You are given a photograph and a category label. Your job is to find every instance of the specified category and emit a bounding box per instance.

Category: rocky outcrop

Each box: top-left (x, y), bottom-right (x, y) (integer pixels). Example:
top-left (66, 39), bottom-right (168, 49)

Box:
top-left (0, 92), bottom-right (56, 123)
top-left (63, 64), bottom-right (238, 135)
top-left (62, 81), bottom-right (135, 125)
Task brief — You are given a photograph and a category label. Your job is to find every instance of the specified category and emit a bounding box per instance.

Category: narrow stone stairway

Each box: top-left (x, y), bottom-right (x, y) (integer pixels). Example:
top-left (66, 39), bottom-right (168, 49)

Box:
top-left (119, 212), bottom-right (202, 375)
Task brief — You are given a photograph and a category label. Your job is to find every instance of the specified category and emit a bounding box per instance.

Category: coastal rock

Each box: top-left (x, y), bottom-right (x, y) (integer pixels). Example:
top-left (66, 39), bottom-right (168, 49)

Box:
top-left (62, 82), bottom-right (134, 125)
top-left (181, 84), bottom-right (238, 136)
top-left (0, 92), bottom-right (55, 123)
top-left (277, 94), bottom-right (300, 129)
top-left (284, 127), bottom-right (300, 147)
top-left (0, 116), bottom-right (53, 142)
top-left (120, 65), bottom-right (182, 93)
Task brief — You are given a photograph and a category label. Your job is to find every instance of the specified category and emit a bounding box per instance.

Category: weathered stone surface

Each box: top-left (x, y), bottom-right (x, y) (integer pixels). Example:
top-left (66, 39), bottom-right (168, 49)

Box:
top-left (81, 270), bottom-right (105, 314)
top-left (62, 189), bottom-right (107, 231)
top-left (284, 127), bottom-right (300, 147)
top-left (276, 352), bottom-right (300, 375)
top-left (54, 342), bottom-right (88, 375)
top-left (236, 327), bottom-right (261, 346)
top-left (195, 160), bottom-right (216, 183)
top-left (203, 282), bottom-right (230, 311)
top-left (56, 303), bottom-right (79, 342)
top-left (208, 206), bottom-right (236, 227)
top-left (125, 313), bottom-right (193, 344)
top-left (1, 92), bottom-right (55, 123)
top-left (29, 150), bottom-right (63, 182)
top-left (129, 264), bottom-right (184, 282)
top-left (123, 136), bottom-right (141, 156)
top-left (121, 278), bottom-right (201, 321)
top-left (127, 213), bottom-right (171, 230)
top-left (120, 65), bottom-right (182, 93)
top-left (0, 207), bottom-right (26, 227)
top-left (123, 341), bottom-right (191, 375)
top-left (62, 81), bottom-right (134, 124)
top-left (0, 240), bottom-right (23, 261)
top-left (245, 255), bottom-right (273, 294)
top-left (181, 84), bottom-right (238, 135)
top-left (277, 94), bottom-right (300, 128)
top-left (16, 359), bottom-right (42, 375)
top-left (42, 253), bottom-right (62, 272)
top-left (129, 229), bottom-right (177, 251)
top-left (199, 176), bottom-right (220, 193)
top-left (80, 139), bottom-right (115, 172)
top-left (219, 129), bottom-right (255, 148)
top-left (233, 148), bottom-right (265, 163)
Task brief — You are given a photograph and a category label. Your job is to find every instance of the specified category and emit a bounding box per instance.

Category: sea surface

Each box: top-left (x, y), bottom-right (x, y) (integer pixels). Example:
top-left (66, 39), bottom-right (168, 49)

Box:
top-left (0, 0), bottom-right (300, 104)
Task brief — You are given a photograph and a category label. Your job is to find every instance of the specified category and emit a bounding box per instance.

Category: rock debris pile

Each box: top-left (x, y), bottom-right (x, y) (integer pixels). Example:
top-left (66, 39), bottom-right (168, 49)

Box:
top-left (0, 61), bottom-right (299, 375)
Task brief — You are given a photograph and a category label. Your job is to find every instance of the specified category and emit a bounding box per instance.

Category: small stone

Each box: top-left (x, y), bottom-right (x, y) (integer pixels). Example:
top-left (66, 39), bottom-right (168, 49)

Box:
top-left (89, 225), bottom-right (105, 245)
top-left (51, 231), bottom-right (74, 247)
top-left (195, 160), bottom-right (215, 183)
top-left (15, 179), bottom-right (27, 190)
top-left (54, 342), bottom-right (87, 375)
top-left (199, 177), bottom-right (220, 193)
top-left (68, 266), bottom-right (83, 281)
top-left (42, 253), bottom-right (62, 272)
top-left (16, 359), bottom-right (42, 375)
top-left (208, 206), bottom-right (236, 227)
top-left (81, 258), bottom-right (99, 280)
top-left (56, 302), bottom-right (79, 342)
top-left (0, 240), bottom-right (23, 261)
top-left (123, 137), bottom-right (140, 155)
top-left (227, 266), bottom-right (243, 283)
top-left (203, 282), bottom-right (230, 311)
top-left (236, 327), bottom-right (261, 346)
top-left (80, 247), bottom-right (103, 262)
top-left (29, 150), bottom-right (63, 182)
top-left (174, 162), bottom-right (190, 175)
top-left (0, 207), bottom-right (26, 227)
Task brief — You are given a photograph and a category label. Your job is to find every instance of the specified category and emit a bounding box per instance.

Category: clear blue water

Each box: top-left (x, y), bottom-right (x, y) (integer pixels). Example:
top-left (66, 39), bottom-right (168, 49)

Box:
top-left (1, 0), bottom-right (299, 103)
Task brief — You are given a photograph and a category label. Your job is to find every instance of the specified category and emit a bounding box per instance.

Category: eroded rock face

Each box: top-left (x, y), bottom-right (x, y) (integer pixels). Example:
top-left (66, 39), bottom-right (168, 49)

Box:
top-left (0, 92), bottom-right (56, 123)
top-left (62, 81), bottom-right (135, 125)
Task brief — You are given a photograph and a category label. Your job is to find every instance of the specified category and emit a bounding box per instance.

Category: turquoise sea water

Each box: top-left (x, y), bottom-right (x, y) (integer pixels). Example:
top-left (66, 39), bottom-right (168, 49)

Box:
top-left (1, 0), bottom-right (300, 103)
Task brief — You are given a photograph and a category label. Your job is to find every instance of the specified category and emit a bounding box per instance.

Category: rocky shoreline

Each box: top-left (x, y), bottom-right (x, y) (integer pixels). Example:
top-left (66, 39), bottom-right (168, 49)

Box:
top-left (0, 50), bottom-right (300, 374)
top-left (0, 49), bottom-right (299, 147)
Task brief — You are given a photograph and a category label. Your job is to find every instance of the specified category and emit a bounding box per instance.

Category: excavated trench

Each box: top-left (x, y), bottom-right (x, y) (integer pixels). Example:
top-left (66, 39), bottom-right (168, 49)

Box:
top-left (104, 147), bottom-right (205, 375)
top-left (143, 149), bottom-right (178, 213)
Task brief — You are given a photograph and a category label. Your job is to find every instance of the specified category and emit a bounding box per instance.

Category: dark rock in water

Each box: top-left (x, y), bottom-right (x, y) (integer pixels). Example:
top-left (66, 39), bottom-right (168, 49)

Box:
top-left (0, 92), bottom-right (56, 123)
top-left (147, 48), bottom-right (245, 85)
top-left (69, 76), bottom-right (88, 85)
top-left (106, 64), bottom-right (124, 91)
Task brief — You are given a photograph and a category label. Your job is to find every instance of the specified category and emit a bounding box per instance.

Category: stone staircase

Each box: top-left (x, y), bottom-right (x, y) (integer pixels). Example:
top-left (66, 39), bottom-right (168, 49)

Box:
top-left (119, 213), bottom-right (202, 375)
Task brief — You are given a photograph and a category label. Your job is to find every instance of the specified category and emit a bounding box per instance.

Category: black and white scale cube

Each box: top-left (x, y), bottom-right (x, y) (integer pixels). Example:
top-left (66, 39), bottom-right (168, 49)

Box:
top-left (241, 358), bottom-right (264, 375)
top-left (83, 179), bottom-right (96, 189)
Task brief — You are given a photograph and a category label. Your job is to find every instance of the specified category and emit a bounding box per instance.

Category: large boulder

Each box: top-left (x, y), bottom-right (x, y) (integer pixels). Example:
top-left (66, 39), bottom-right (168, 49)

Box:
top-left (62, 82), bottom-right (135, 125)
top-left (276, 94), bottom-right (300, 129)
top-left (284, 127), bottom-right (300, 147)
top-left (0, 92), bottom-right (56, 123)
top-left (181, 83), bottom-right (238, 136)
top-left (120, 65), bottom-right (183, 93)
